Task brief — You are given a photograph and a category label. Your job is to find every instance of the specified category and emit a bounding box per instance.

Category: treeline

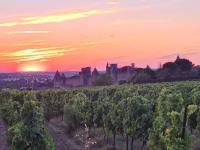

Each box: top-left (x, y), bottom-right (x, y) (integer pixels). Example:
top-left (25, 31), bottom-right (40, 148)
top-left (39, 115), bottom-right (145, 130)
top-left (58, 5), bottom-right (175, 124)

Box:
top-left (1, 81), bottom-right (200, 149)
top-left (92, 57), bottom-right (200, 86)
top-left (132, 56), bottom-right (200, 83)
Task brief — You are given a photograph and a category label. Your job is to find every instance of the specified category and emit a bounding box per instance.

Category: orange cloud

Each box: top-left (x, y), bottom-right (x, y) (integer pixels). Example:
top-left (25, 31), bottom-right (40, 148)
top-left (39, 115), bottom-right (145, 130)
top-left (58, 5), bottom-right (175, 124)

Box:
top-left (84, 41), bottom-right (106, 46)
top-left (14, 40), bottom-right (47, 47)
top-left (0, 9), bottom-right (113, 27)
top-left (8, 30), bottom-right (51, 34)
top-left (111, 21), bottom-right (124, 26)
top-left (0, 47), bottom-right (76, 62)
top-left (107, 0), bottom-right (120, 5)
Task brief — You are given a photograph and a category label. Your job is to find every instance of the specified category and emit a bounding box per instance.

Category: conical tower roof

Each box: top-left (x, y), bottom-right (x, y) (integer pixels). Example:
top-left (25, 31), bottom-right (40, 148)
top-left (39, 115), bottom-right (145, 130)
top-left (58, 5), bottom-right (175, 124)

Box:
top-left (53, 70), bottom-right (61, 80)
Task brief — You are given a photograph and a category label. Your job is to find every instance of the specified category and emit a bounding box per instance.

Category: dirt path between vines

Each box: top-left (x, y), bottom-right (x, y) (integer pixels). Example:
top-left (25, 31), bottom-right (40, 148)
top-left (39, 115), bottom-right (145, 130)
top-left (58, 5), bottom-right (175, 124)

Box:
top-left (47, 118), bottom-right (83, 150)
top-left (0, 117), bottom-right (8, 150)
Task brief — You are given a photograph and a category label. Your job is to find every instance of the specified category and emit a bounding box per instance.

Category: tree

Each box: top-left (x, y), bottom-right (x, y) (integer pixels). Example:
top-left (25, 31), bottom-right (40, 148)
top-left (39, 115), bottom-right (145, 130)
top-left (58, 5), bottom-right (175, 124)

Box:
top-left (8, 100), bottom-right (55, 150)
top-left (72, 93), bottom-right (93, 138)
top-left (191, 88), bottom-right (200, 132)
top-left (175, 58), bottom-right (193, 71)
top-left (145, 65), bottom-right (156, 78)
top-left (108, 103), bottom-right (123, 149)
top-left (148, 88), bottom-right (194, 150)
top-left (122, 96), bottom-right (153, 150)
top-left (63, 104), bottom-right (81, 134)
top-left (132, 71), bottom-right (154, 83)
top-left (162, 62), bottom-right (178, 73)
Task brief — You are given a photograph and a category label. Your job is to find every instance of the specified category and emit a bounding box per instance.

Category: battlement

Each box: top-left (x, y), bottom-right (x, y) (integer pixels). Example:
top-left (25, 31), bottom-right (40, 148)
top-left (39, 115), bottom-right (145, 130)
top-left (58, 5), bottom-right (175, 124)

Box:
top-left (53, 63), bottom-right (136, 88)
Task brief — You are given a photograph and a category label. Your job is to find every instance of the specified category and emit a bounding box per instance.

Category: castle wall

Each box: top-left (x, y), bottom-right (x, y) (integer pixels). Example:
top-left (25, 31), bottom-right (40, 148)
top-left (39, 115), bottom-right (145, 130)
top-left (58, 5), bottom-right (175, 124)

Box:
top-left (117, 72), bottom-right (131, 82)
top-left (54, 81), bottom-right (63, 88)
top-left (53, 64), bottom-right (136, 88)
top-left (53, 80), bottom-right (65, 88)
top-left (117, 71), bottom-right (136, 82)
top-left (65, 77), bottom-right (82, 87)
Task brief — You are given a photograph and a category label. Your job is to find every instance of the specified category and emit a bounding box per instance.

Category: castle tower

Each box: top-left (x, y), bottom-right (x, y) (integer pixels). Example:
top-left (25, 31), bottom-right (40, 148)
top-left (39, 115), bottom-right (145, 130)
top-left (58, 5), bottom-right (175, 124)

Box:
top-left (61, 73), bottom-right (66, 84)
top-left (106, 63), bottom-right (111, 74)
top-left (92, 68), bottom-right (99, 82)
top-left (110, 64), bottom-right (118, 82)
top-left (176, 55), bottom-right (180, 61)
top-left (80, 67), bottom-right (91, 86)
top-left (92, 68), bottom-right (99, 77)
top-left (53, 71), bottom-right (65, 88)
top-left (54, 71), bottom-right (61, 80)
top-left (131, 63), bottom-right (135, 68)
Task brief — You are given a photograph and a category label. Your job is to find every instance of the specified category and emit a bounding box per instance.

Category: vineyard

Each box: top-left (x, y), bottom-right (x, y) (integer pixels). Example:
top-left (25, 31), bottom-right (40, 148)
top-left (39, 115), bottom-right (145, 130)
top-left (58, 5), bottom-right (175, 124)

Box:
top-left (1, 81), bottom-right (200, 150)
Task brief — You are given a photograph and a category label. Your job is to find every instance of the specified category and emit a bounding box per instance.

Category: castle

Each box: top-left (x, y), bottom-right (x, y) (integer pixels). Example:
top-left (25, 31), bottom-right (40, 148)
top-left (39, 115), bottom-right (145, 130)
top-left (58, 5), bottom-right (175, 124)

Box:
top-left (53, 63), bottom-right (136, 88)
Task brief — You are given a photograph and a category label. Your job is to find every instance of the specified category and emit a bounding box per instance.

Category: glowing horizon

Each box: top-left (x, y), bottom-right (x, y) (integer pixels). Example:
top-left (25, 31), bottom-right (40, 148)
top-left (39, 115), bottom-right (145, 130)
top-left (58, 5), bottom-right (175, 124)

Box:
top-left (0, 0), bottom-right (200, 72)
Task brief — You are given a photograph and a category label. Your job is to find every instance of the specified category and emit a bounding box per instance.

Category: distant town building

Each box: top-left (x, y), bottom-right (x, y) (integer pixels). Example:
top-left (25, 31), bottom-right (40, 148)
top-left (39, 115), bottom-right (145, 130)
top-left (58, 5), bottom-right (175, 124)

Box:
top-left (53, 63), bottom-right (136, 88)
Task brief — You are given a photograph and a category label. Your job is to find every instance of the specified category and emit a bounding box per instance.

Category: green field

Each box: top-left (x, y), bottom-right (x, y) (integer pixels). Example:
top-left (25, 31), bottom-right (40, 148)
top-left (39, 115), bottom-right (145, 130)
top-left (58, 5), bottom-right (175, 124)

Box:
top-left (1, 81), bottom-right (200, 150)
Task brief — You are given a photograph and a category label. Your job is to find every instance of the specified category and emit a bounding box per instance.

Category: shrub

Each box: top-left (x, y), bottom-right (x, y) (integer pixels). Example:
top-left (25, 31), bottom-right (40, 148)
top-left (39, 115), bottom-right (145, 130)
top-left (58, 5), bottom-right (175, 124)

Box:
top-left (63, 104), bottom-right (81, 134)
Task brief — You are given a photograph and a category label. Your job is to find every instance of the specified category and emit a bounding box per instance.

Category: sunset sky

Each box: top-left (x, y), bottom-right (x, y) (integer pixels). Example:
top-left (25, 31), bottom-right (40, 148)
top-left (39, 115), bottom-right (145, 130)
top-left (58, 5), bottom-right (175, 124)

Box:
top-left (0, 0), bottom-right (200, 72)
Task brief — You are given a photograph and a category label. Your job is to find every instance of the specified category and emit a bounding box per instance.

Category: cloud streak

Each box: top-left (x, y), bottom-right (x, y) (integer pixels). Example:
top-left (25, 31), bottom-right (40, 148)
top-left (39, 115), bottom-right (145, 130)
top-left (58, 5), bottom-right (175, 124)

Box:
top-left (159, 51), bottom-right (200, 60)
top-left (8, 30), bottom-right (51, 34)
top-left (107, 0), bottom-right (120, 5)
top-left (0, 9), bottom-right (113, 27)
top-left (84, 41), bottom-right (106, 46)
top-left (0, 47), bottom-right (76, 62)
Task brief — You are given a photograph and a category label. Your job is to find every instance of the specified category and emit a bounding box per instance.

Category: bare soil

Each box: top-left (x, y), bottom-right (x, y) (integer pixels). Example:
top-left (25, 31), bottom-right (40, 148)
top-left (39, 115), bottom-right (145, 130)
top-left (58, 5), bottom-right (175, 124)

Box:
top-left (47, 118), bottom-right (84, 150)
top-left (47, 117), bottom-right (147, 150)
